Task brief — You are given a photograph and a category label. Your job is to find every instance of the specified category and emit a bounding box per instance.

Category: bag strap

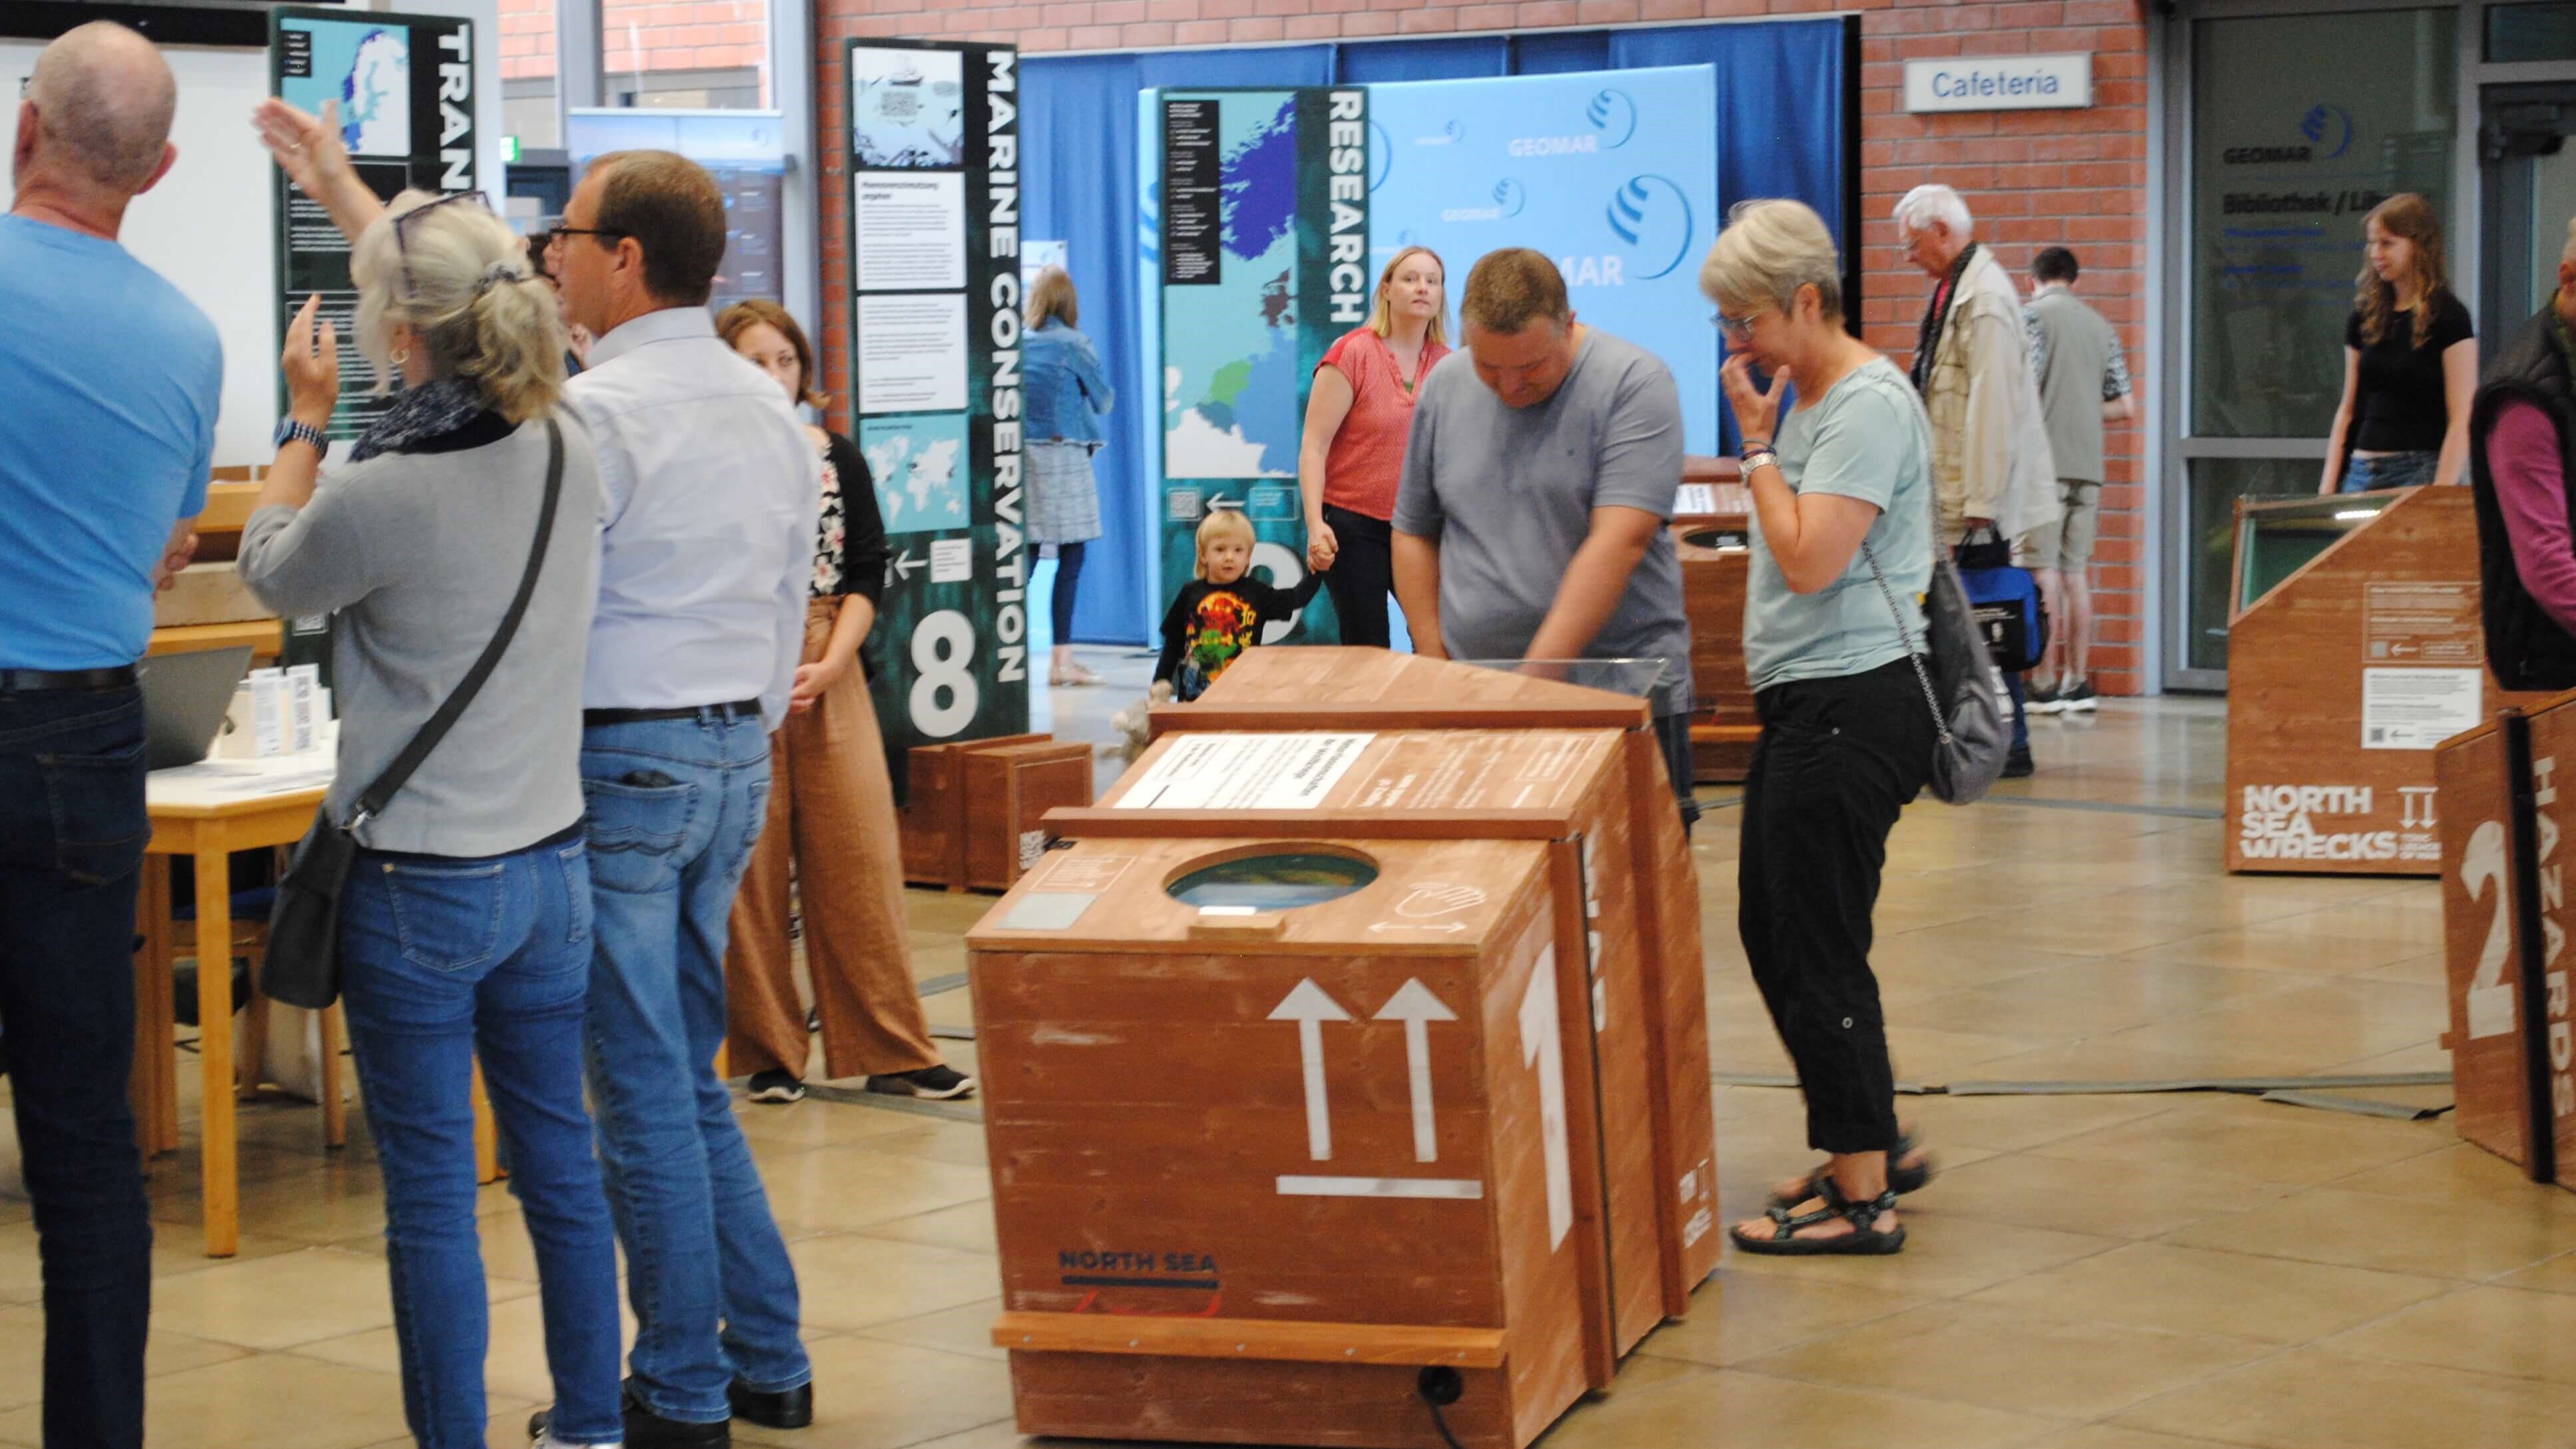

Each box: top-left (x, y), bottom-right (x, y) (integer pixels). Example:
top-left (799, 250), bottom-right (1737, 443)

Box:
top-left (1861, 542), bottom-right (1953, 749)
top-left (347, 416), bottom-right (565, 831)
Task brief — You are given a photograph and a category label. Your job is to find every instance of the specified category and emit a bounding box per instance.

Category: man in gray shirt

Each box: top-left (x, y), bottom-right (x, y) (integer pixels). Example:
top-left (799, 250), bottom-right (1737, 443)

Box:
top-left (2018, 245), bottom-right (2135, 713)
top-left (1391, 247), bottom-right (1696, 825)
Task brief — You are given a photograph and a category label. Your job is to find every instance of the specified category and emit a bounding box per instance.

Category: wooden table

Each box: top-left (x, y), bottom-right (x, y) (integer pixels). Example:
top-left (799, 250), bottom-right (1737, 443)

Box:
top-left (134, 758), bottom-right (507, 1257)
top-left (136, 759), bottom-right (332, 1257)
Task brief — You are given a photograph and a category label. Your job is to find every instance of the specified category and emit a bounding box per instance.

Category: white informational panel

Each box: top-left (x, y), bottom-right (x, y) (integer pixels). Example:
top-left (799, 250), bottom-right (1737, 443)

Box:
top-left (1, 41), bottom-right (275, 468)
top-left (1, 0), bottom-right (500, 472)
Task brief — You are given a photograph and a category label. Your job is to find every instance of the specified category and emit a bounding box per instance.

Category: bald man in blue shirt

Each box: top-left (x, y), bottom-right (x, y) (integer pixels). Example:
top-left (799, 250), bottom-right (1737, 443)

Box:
top-left (1, 22), bottom-right (219, 1448)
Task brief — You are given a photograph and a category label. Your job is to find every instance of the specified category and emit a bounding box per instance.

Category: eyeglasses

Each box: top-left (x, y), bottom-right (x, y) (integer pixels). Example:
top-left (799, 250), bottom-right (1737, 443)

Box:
top-left (1714, 309), bottom-right (1765, 339)
top-left (393, 190), bottom-right (496, 296)
top-left (544, 224), bottom-right (629, 255)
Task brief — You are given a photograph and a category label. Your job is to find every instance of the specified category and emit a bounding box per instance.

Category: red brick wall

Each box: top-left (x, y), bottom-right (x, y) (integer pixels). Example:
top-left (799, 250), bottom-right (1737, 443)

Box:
top-left (501, 0), bottom-right (770, 85)
top-left (811, 0), bottom-right (2155, 692)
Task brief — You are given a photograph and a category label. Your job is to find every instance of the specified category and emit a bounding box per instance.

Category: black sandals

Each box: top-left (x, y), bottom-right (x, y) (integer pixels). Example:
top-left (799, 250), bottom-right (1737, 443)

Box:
top-left (1731, 1176), bottom-right (1907, 1256)
top-left (1766, 1130), bottom-right (1935, 1211)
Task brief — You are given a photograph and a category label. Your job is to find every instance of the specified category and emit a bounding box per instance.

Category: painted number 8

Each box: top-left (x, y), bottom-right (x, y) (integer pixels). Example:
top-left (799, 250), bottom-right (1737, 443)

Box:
top-left (910, 609), bottom-right (979, 738)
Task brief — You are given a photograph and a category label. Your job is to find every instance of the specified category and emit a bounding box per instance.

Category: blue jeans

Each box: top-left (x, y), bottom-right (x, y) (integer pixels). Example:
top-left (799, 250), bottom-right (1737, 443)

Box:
top-left (2006, 670), bottom-right (2032, 756)
top-left (0, 686), bottom-right (152, 1449)
top-left (339, 830), bottom-right (623, 1448)
top-left (579, 712), bottom-right (808, 1423)
top-left (2340, 450), bottom-right (2438, 493)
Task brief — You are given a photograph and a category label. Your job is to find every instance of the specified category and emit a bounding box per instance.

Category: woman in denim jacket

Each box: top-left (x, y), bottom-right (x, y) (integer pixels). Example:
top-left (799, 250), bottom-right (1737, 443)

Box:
top-left (1021, 267), bottom-right (1116, 687)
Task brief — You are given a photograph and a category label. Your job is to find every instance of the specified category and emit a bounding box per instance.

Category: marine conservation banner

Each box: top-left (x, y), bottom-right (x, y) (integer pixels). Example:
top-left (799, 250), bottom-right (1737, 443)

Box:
top-left (1145, 86), bottom-right (1365, 647)
top-left (840, 38), bottom-right (1025, 792)
top-left (1366, 66), bottom-right (1720, 452)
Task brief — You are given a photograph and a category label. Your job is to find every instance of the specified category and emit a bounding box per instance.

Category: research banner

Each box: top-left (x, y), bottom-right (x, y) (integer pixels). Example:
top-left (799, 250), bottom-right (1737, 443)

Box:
top-left (1367, 67), bottom-right (1720, 452)
top-left (1147, 87), bottom-right (1365, 649)
top-left (844, 39), bottom-right (1026, 789)
top-left (269, 6), bottom-right (476, 440)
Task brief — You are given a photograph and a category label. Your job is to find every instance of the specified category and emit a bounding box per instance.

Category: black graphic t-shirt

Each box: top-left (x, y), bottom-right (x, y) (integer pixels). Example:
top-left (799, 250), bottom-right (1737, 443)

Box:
top-left (1154, 571), bottom-right (1325, 701)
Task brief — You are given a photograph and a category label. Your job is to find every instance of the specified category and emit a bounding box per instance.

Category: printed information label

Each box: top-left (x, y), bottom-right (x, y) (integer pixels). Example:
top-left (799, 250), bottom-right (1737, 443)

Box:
top-left (1115, 732), bottom-right (1372, 810)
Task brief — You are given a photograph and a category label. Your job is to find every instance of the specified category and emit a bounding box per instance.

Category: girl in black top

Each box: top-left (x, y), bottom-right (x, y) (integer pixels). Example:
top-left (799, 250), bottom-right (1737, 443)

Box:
top-left (2321, 193), bottom-right (2478, 494)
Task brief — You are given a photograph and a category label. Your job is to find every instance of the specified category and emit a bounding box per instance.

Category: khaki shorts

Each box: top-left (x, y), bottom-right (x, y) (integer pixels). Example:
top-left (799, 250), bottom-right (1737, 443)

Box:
top-left (2014, 479), bottom-right (2102, 571)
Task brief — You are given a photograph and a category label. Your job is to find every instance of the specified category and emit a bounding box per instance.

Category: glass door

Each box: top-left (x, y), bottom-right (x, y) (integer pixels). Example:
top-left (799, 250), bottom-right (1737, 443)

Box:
top-left (2164, 5), bottom-right (2458, 689)
top-left (2481, 83), bottom-right (2576, 341)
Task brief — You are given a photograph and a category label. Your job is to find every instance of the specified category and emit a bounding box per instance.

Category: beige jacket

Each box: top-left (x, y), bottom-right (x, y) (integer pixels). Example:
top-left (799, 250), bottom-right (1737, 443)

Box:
top-left (1919, 245), bottom-right (2059, 542)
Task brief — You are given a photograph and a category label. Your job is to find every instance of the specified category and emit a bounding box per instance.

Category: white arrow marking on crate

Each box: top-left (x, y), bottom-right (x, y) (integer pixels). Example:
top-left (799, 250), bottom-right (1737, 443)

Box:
top-left (1518, 949), bottom-right (1573, 1249)
top-left (1367, 921), bottom-right (1468, 935)
top-left (1270, 979), bottom-right (1351, 1161)
top-left (1374, 979), bottom-right (1457, 1164)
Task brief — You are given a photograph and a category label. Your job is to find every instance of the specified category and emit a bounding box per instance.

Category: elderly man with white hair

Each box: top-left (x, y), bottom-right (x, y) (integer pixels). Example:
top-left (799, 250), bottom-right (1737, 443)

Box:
top-left (1895, 182), bottom-right (2058, 778)
top-left (1, 21), bottom-right (217, 1448)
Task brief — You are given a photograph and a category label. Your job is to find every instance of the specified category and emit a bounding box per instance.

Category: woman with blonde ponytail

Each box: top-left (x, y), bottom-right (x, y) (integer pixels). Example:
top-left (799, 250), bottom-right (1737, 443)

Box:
top-left (236, 184), bottom-right (625, 1449)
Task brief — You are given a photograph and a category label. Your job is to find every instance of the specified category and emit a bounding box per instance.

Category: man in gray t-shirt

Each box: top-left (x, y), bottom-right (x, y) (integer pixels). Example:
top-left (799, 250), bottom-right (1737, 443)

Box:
top-left (1391, 247), bottom-right (1696, 820)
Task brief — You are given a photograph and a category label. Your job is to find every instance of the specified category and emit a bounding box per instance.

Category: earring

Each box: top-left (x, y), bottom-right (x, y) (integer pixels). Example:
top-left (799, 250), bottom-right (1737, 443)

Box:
top-left (390, 347), bottom-right (410, 365)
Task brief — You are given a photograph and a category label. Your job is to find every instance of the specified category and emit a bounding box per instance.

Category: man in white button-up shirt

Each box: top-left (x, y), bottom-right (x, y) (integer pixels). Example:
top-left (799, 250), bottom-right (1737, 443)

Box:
top-left (540, 150), bottom-right (820, 1448)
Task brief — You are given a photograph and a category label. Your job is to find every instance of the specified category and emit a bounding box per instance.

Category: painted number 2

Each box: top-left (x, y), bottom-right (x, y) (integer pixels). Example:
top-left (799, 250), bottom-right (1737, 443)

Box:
top-left (2462, 819), bottom-right (2517, 1040)
top-left (909, 609), bottom-right (979, 738)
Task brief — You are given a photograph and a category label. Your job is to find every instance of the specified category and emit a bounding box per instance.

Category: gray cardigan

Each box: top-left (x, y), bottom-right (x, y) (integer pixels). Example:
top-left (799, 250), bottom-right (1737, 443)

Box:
top-left (239, 415), bottom-right (602, 857)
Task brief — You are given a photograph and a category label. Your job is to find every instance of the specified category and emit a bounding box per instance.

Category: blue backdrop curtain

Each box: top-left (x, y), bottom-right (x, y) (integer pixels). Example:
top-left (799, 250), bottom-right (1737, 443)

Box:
top-left (1022, 18), bottom-right (1848, 645)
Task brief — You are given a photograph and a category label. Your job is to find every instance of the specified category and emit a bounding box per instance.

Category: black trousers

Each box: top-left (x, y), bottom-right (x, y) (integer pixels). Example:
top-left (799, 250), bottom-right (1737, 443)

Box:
top-left (1738, 657), bottom-right (1934, 1154)
top-left (1049, 540), bottom-right (1086, 641)
top-left (1319, 503), bottom-right (1394, 649)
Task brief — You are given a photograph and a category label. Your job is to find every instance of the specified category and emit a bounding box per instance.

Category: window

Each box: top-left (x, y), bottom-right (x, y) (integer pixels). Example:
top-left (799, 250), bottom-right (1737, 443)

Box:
top-left (2189, 9), bottom-right (2456, 439)
top-left (600, 0), bottom-right (771, 111)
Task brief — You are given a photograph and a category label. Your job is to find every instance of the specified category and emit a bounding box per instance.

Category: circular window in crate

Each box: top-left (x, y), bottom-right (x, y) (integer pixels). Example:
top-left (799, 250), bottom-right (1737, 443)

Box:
top-left (1166, 847), bottom-right (1379, 911)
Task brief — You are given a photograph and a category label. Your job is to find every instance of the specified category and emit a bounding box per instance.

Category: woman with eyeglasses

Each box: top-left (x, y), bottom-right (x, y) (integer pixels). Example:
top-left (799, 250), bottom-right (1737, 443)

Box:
top-left (1704, 200), bottom-right (1939, 1257)
top-left (234, 176), bottom-right (625, 1446)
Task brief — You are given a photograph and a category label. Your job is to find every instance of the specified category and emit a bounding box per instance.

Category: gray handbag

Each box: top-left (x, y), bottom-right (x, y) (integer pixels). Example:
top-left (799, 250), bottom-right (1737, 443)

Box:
top-left (1861, 539), bottom-right (2010, 806)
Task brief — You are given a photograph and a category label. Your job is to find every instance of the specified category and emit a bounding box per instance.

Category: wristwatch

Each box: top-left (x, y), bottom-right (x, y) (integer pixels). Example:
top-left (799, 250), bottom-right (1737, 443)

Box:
top-left (273, 416), bottom-right (327, 454)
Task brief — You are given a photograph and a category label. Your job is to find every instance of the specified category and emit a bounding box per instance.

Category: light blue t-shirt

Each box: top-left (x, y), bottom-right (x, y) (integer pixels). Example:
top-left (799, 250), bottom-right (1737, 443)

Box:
top-left (1742, 356), bottom-right (1934, 691)
top-left (0, 214), bottom-right (222, 670)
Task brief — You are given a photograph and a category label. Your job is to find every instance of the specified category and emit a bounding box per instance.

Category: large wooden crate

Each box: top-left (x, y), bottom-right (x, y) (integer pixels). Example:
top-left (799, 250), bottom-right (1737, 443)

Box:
top-left (971, 834), bottom-right (1605, 1449)
top-left (1145, 649), bottom-right (1720, 1313)
top-left (2226, 487), bottom-right (2543, 875)
top-left (2436, 702), bottom-right (2576, 1190)
top-left (960, 739), bottom-right (1096, 891)
top-left (1054, 724), bottom-right (1716, 1358)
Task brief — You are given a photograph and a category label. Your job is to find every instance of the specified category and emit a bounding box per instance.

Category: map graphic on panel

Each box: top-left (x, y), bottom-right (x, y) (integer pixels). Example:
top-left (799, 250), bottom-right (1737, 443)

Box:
top-left (1163, 94), bottom-right (1301, 479)
top-left (282, 19), bottom-right (412, 157)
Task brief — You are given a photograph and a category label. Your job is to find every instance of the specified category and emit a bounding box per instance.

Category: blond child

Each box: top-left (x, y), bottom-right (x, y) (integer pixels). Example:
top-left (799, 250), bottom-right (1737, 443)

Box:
top-left (1152, 508), bottom-right (1325, 701)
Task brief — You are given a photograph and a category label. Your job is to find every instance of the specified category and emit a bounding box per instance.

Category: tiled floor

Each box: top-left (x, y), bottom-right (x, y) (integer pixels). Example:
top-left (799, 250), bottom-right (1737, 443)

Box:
top-left (7, 657), bottom-right (2572, 1449)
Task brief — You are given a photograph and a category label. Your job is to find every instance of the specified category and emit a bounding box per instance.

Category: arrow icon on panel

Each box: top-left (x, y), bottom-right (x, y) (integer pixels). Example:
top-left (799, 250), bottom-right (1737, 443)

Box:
top-left (1270, 979), bottom-right (1351, 1162)
top-left (1518, 951), bottom-right (1573, 1249)
top-left (1375, 979), bottom-right (1457, 1164)
top-left (892, 550), bottom-right (923, 580)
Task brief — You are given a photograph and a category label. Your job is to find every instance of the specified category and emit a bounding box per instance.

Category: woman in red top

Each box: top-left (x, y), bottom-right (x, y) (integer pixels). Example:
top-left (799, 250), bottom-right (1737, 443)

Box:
top-left (1298, 245), bottom-right (1449, 647)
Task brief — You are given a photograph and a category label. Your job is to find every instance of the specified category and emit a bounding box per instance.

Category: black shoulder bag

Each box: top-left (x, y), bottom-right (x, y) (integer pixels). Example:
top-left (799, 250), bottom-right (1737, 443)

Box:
top-left (262, 418), bottom-right (566, 1009)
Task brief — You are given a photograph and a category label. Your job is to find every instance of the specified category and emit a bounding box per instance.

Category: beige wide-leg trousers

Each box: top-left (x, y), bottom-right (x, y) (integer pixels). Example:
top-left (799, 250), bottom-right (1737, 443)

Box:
top-left (724, 599), bottom-right (942, 1080)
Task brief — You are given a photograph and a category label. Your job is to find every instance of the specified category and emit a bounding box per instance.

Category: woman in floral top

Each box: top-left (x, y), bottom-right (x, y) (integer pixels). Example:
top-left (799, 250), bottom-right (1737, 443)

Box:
top-left (716, 301), bottom-right (974, 1103)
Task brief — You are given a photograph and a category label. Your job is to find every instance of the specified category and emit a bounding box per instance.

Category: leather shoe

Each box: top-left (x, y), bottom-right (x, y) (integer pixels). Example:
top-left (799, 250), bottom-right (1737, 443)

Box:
top-left (530, 1383), bottom-right (730, 1448)
top-left (730, 1378), bottom-right (814, 1429)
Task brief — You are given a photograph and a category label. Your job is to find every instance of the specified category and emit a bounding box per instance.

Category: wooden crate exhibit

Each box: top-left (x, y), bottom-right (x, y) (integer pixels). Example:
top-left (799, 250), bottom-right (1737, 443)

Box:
top-left (897, 733), bottom-right (1051, 889)
top-left (2436, 701), bottom-right (2576, 1191)
top-left (2225, 487), bottom-right (2545, 875)
top-left (1146, 649), bottom-right (1720, 1311)
top-left (151, 480), bottom-right (283, 663)
top-left (960, 738), bottom-right (1096, 891)
top-left (970, 834), bottom-right (1607, 1449)
top-left (1671, 518), bottom-right (1754, 784)
top-left (1052, 724), bottom-right (1716, 1359)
